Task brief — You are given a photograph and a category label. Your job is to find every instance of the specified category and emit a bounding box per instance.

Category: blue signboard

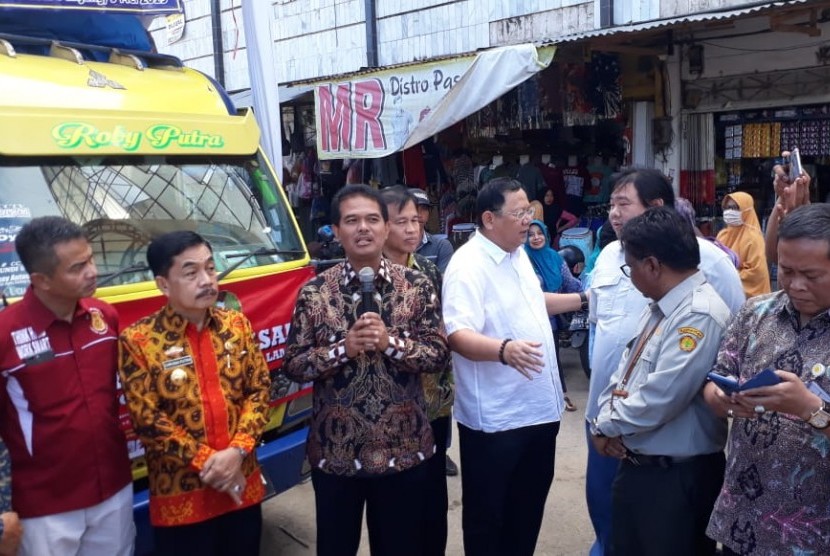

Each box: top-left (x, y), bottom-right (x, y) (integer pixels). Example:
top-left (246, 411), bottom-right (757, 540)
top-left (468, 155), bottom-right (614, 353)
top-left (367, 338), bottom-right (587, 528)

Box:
top-left (0, 0), bottom-right (182, 14)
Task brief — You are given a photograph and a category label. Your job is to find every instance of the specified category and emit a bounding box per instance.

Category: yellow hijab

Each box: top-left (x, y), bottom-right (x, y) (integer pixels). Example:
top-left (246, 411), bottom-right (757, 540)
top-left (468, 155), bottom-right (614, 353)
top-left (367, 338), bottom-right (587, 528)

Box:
top-left (716, 192), bottom-right (771, 297)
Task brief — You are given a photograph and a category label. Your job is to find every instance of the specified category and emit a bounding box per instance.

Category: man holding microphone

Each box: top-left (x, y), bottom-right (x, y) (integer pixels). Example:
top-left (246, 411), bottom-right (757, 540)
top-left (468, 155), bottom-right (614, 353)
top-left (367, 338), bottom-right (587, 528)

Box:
top-left (283, 184), bottom-right (449, 556)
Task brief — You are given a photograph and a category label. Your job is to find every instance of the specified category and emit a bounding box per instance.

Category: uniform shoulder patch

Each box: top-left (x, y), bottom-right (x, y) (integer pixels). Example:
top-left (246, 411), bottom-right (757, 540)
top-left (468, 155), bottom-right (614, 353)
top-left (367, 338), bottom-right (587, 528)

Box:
top-left (677, 326), bottom-right (704, 339)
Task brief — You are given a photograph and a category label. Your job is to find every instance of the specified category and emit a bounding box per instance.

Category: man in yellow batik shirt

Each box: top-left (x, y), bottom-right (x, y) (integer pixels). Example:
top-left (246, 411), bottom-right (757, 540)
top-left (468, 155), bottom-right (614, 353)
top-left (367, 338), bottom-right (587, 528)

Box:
top-left (118, 231), bottom-right (270, 556)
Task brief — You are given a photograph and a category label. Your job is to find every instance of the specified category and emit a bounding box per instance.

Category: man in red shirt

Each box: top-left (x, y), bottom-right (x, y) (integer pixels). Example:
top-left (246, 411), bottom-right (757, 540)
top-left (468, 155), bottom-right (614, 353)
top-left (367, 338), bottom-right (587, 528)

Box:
top-left (0, 216), bottom-right (133, 555)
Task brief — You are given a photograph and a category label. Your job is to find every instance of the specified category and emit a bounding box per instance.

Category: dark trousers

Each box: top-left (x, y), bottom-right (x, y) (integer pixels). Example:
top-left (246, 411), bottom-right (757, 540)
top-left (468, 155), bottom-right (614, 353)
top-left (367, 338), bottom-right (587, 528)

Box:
top-left (312, 462), bottom-right (429, 556)
top-left (423, 416), bottom-right (450, 556)
top-left (458, 421), bottom-right (560, 556)
top-left (611, 452), bottom-right (725, 556)
top-left (153, 504), bottom-right (261, 556)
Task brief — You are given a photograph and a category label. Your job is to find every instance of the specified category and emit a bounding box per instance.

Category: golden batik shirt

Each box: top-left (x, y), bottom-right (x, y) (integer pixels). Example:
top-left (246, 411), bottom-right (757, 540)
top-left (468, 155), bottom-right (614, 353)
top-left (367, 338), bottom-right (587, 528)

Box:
top-left (283, 258), bottom-right (450, 477)
top-left (118, 305), bottom-right (271, 526)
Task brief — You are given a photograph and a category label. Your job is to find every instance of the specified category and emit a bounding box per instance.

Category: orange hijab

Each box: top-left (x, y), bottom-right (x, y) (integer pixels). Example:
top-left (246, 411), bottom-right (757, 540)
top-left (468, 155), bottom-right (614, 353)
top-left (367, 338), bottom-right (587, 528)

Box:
top-left (716, 192), bottom-right (771, 297)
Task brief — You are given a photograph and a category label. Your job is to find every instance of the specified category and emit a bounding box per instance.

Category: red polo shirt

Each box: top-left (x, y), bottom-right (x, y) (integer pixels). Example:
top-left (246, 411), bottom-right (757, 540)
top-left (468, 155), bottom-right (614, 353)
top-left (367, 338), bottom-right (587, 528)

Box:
top-left (0, 288), bottom-right (131, 518)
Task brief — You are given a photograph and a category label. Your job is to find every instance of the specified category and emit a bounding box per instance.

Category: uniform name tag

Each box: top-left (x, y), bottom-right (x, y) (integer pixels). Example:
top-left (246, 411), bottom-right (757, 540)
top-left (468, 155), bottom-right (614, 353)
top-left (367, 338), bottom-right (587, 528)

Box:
top-left (163, 356), bottom-right (193, 370)
top-left (11, 326), bottom-right (52, 362)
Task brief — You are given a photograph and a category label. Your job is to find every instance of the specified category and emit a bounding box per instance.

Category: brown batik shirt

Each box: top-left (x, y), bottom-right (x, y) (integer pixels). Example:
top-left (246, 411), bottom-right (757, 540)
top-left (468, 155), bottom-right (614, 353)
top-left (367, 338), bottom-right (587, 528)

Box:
top-left (283, 258), bottom-right (449, 477)
top-left (706, 291), bottom-right (830, 555)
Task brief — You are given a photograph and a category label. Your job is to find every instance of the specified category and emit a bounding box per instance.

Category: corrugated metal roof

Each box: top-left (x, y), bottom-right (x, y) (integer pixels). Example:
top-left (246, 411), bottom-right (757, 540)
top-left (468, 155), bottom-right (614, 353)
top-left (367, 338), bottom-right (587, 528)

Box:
top-left (543, 0), bottom-right (811, 44)
top-left (280, 1), bottom-right (814, 88)
top-left (286, 49), bottom-right (481, 87)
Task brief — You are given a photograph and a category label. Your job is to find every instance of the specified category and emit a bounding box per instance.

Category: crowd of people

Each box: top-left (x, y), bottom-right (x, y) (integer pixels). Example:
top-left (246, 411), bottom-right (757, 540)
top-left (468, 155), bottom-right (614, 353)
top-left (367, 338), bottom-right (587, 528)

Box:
top-left (0, 153), bottom-right (825, 556)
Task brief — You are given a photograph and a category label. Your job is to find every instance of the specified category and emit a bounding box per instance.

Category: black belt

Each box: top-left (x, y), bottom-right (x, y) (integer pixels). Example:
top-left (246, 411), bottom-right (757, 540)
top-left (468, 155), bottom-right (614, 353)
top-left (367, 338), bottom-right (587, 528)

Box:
top-left (623, 451), bottom-right (699, 468)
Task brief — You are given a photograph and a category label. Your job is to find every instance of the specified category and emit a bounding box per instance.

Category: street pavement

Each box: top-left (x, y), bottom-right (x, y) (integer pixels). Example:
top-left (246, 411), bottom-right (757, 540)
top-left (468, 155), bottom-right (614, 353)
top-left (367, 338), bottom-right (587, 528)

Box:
top-left (260, 346), bottom-right (595, 555)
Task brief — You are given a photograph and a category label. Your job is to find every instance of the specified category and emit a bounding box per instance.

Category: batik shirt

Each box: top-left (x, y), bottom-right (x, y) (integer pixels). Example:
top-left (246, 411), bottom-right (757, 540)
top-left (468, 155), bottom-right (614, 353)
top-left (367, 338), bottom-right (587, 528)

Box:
top-left (0, 438), bottom-right (10, 538)
top-left (282, 258), bottom-right (449, 477)
top-left (118, 306), bottom-right (271, 526)
top-left (410, 253), bottom-right (453, 421)
top-left (706, 291), bottom-right (830, 555)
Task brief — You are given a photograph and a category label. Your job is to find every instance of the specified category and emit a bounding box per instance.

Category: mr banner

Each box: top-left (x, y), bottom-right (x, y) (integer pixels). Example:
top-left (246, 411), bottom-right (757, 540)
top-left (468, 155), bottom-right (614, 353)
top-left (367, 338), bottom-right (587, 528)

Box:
top-left (314, 44), bottom-right (555, 159)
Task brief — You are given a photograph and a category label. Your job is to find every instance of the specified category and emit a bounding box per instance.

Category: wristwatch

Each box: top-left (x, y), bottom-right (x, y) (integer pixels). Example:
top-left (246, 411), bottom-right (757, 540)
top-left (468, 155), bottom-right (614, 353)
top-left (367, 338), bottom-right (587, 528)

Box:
top-left (579, 291), bottom-right (589, 311)
top-left (806, 401), bottom-right (830, 429)
top-left (589, 418), bottom-right (605, 438)
top-left (234, 446), bottom-right (249, 460)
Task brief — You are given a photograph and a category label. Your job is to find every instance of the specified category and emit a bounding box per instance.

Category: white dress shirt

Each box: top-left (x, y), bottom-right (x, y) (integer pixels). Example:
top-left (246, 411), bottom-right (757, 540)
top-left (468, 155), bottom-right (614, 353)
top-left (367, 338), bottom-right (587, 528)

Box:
top-left (586, 238), bottom-right (744, 422)
top-left (443, 231), bottom-right (564, 433)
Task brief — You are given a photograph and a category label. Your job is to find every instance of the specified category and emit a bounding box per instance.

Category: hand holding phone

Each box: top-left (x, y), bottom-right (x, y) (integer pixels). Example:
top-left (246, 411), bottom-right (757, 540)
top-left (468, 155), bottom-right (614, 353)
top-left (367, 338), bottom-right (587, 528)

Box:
top-left (788, 147), bottom-right (802, 183)
top-left (707, 368), bottom-right (781, 395)
top-left (773, 150), bottom-right (811, 215)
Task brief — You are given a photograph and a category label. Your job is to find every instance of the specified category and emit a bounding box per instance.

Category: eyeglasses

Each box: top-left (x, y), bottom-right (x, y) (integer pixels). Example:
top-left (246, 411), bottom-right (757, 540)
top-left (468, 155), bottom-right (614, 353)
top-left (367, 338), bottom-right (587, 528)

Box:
top-left (621, 258), bottom-right (659, 277)
top-left (497, 207), bottom-right (535, 221)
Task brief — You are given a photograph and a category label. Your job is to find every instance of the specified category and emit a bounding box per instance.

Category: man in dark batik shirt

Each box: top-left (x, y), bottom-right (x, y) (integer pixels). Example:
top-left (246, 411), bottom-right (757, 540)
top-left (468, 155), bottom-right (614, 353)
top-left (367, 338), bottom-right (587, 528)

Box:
top-left (283, 184), bottom-right (450, 556)
top-left (704, 204), bottom-right (830, 555)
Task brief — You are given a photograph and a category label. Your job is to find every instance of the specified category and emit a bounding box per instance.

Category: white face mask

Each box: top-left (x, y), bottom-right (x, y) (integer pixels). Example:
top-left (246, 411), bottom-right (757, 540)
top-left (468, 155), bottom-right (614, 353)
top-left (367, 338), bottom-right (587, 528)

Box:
top-left (723, 209), bottom-right (744, 227)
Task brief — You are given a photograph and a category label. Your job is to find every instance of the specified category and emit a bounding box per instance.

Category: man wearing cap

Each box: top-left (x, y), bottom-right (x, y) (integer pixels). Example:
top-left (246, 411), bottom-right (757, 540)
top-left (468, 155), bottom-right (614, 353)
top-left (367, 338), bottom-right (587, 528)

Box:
top-left (410, 188), bottom-right (455, 274)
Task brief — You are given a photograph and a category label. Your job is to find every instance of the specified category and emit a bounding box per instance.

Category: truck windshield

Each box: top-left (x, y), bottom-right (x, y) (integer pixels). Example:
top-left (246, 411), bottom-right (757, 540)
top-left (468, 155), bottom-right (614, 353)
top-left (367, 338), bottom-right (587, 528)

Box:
top-left (0, 154), bottom-right (304, 296)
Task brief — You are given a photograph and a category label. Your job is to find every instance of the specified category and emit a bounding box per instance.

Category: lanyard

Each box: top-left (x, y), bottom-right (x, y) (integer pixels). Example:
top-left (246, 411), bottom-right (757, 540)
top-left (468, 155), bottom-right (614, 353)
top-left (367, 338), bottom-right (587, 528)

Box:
top-left (612, 311), bottom-right (664, 402)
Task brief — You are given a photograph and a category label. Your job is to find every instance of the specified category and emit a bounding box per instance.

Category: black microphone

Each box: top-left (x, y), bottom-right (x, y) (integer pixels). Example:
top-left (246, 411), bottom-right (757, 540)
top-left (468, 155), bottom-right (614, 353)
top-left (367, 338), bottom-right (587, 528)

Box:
top-left (358, 266), bottom-right (375, 315)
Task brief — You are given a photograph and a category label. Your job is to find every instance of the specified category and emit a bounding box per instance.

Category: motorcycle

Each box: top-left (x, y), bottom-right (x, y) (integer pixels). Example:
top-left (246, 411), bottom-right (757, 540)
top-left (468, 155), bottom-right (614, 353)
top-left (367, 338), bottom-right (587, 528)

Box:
top-left (557, 245), bottom-right (591, 378)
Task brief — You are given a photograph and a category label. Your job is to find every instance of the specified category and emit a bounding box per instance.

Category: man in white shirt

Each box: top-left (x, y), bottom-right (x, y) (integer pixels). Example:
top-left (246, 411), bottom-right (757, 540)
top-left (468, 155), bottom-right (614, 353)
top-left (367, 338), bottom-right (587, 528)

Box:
top-left (443, 178), bottom-right (584, 556)
top-left (585, 168), bottom-right (744, 556)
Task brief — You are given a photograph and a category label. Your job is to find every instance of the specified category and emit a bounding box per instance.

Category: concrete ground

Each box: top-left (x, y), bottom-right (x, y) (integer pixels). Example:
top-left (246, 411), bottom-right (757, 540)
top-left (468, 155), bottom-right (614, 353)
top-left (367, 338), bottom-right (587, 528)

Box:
top-left (260, 346), bottom-right (595, 555)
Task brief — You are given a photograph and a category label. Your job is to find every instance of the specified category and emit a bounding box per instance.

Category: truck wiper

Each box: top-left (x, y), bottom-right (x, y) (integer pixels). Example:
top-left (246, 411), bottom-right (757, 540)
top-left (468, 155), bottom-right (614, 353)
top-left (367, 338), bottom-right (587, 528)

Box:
top-left (218, 248), bottom-right (305, 281)
top-left (98, 262), bottom-right (151, 287)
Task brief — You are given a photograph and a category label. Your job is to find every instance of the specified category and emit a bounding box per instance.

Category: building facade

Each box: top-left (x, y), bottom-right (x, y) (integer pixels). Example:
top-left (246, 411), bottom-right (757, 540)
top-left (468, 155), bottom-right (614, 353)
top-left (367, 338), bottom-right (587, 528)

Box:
top-left (151, 0), bottom-right (830, 228)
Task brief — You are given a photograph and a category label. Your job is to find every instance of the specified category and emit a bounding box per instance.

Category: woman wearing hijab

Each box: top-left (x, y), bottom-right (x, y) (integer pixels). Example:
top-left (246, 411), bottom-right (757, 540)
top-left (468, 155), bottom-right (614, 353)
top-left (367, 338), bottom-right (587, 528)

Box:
top-left (541, 188), bottom-right (578, 246)
top-left (716, 192), bottom-right (771, 297)
top-left (525, 219), bottom-right (583, 411)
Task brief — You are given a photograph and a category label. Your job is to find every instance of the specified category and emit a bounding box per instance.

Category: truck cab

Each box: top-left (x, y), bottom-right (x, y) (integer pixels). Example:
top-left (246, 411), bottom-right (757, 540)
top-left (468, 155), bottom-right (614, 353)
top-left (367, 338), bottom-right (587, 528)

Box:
top-left (0, 28), bottom-right (313, 554)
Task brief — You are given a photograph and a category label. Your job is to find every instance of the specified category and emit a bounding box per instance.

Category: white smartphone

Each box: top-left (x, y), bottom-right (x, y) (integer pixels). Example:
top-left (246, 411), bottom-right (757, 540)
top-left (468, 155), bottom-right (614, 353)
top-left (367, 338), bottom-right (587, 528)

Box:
top-left (789, 147), bottom-right (802, 182)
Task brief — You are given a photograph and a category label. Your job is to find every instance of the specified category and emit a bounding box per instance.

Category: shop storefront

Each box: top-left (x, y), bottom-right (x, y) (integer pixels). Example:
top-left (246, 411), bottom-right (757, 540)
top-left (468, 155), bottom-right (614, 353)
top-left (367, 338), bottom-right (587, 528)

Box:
top-left (270, 42), bottom-right (650, 244)
top-left (716, 104), bottom-right (830, 214)
top-left (677, 0), bottom-right (830, 232)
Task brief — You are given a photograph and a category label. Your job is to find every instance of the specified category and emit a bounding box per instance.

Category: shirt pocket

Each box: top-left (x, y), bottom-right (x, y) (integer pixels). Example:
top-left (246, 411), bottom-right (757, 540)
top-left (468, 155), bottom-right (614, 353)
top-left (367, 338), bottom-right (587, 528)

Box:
top-left (591, 270), bottom-right (630, 319)
top-left (15, 362), bottom-right (77, 415)
top-left (628, 340), bottom-right (658, 390)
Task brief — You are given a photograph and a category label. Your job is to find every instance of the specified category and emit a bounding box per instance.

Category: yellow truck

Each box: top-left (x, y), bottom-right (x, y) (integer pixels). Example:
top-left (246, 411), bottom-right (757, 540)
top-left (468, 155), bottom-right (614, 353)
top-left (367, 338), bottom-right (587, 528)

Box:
top-left (0, 27), bottom-right (313, 554)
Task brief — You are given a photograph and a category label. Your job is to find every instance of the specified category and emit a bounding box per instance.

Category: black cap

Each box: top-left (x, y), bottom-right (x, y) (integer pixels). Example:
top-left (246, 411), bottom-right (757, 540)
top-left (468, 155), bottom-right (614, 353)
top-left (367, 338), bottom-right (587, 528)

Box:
top-left (409, 188), bottom-right (431, 207)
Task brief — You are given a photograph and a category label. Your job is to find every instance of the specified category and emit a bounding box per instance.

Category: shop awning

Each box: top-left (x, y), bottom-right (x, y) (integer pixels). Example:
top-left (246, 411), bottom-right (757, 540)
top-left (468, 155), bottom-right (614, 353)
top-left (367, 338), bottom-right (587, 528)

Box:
top-left (300, 43), bottom-right (555, 160)
top-left (230, 85), bottom-right (314, 109)
top-left (544, 0), bottom-right (811, 45)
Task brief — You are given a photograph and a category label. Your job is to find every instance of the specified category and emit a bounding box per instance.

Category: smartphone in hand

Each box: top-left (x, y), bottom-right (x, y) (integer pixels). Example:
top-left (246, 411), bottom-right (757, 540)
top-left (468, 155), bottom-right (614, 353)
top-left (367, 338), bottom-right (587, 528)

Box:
top-left (788, 147), bottom-right (802, 183)
top-left (707, 369), bottom-right (781, 395)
